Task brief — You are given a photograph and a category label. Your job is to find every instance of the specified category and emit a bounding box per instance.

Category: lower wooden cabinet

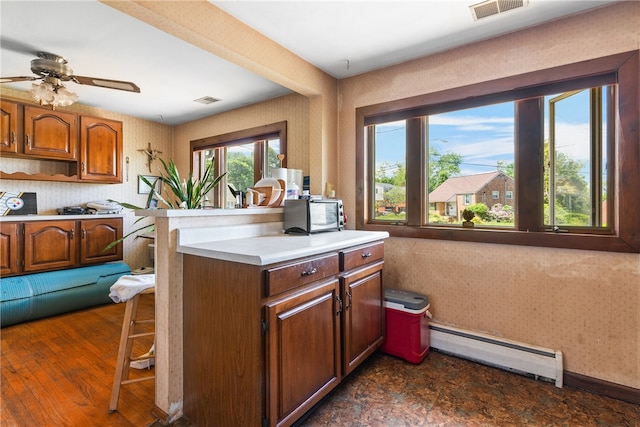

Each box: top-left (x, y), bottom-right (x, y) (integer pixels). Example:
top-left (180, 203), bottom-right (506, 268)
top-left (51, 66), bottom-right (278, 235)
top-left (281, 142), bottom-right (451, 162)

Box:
top-left (24, 220), bottom-right (77, 272)
top-left (78, 218), bottom-right (122, 264)
top-left (266, 279), bottom-right (342, 426)
top-left (182, 239), bottom-right (385, 427)
top-left (341, 260), bottom-right (385, 375)
top-left (0, 222), bottom-right (19, 276)
top-left (0, 217), bottom-right (123, 276)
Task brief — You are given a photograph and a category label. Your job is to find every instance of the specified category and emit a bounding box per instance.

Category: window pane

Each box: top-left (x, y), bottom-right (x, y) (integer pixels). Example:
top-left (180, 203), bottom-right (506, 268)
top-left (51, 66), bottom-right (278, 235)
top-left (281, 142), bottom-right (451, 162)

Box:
top-left (201, 149), bottom-right (216, 207)
top-left (372, 120), bottom-right (406, 222)
top-left (427, 102), bottom-right (515, 226)
top-left (545, 86), bottom-right (609, 228)
top-left (266, 138), bottom-right (282, 178)
top-left (226, 143), bottom-right (255, 192)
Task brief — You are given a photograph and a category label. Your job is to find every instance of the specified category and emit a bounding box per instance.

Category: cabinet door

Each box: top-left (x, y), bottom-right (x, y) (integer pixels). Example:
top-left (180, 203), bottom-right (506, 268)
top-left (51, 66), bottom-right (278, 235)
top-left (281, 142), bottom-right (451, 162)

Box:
top-left (341, 261), bottom-right (384, 376)
top-left (79, 218), bottom-right (123, 264)
top-left (0, 222), bottom-right (20, 276)
top-left (24, 220), bottom-right (77, 272)
top-left (24, 106), bottom-right (77, 160)
top-left (266, 279), bottom-right (342, 427)
top-left (1, 100), bottom-right (19, 154)
top-left (80, 116), bottom-right (122, 183)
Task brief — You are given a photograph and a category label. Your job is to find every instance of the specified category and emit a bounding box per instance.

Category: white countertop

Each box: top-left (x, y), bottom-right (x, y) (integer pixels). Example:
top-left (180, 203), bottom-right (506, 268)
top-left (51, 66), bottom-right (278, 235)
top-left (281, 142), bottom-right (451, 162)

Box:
top-left (177, 225), bottom-right (389, 266)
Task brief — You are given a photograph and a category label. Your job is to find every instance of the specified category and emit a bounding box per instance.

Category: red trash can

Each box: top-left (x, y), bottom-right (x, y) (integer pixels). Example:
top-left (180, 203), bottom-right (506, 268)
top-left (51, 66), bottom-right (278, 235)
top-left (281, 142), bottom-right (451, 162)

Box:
top-left (380, 289), bottom-right (431, 364)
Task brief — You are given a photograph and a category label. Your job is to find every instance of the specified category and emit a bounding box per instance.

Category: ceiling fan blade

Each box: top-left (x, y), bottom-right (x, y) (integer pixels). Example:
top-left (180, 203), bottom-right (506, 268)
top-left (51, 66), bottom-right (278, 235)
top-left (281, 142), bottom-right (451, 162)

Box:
top-left (0, 76), bottom-right (39, 83)
top-left (0, 37), bottom-right (40, 57)
top-left (72, 75), bottom-right (141, 93)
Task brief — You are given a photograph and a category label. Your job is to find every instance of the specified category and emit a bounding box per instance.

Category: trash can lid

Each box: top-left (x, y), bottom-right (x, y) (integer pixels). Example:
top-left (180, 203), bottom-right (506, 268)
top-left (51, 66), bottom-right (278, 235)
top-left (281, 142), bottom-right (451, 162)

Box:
top-left (384, 288), bottom-right (429, 310)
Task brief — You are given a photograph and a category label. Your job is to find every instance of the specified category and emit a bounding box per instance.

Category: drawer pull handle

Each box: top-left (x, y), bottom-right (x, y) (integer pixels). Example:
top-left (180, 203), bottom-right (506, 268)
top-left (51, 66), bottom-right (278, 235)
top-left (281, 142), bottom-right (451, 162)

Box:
top-left (301, 267), bottom-right (317, 277)
top-left (11, 132), bottom-right (15, 145)
top-left (361, 252), bottom-right (372, 258)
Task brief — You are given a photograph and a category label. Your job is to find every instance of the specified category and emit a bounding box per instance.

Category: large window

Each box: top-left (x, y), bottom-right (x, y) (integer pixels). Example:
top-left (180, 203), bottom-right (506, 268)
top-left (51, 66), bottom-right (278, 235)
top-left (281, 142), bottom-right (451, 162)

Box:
top-left (356, 51), bottom-right (639, 252)
top-left (191, 121), bottom-right (287, 208)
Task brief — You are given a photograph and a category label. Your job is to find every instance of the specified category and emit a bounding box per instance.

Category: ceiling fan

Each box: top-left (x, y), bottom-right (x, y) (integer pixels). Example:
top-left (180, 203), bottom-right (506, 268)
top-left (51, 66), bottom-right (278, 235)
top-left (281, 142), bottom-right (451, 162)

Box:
top-left (1, 51), bottom-right (140, 108)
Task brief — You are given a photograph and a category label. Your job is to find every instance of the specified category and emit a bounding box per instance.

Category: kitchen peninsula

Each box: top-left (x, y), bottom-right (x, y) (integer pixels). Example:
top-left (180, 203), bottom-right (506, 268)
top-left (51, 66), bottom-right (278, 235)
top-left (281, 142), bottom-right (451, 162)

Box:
top-left (143, 208), bottom-right (387, 425)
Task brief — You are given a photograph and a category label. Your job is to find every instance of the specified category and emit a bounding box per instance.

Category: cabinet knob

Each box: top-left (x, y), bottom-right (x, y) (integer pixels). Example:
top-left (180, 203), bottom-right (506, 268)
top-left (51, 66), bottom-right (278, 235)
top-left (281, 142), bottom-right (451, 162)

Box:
top-left (81, 229), bottom-right (86, 238)
top-left (10, 132), bottom-right (15, 145)
top-left (301, 267), bottom-right (317, 277)
top-left (81, 162), bottom-right (85, 172)
top-left (70, 229), bottom-right (75, 239)
top-left (361, 252), bottom-right (372, 258)
top-left (25, 134), bottom-right (30, 146)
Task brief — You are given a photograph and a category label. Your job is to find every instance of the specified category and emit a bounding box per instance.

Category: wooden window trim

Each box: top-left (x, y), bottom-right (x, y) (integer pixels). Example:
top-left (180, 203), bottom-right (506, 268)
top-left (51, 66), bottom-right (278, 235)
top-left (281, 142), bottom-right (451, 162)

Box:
top-left (356, 51), bottom-right (639, 253)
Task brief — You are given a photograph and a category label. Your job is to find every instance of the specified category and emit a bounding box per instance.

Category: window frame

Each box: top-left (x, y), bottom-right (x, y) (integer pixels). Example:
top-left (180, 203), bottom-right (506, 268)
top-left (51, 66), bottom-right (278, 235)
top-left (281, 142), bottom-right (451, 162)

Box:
top-left (190, 121), bottom-right (287, 207)
top-left (355, 51), bottom-right (639, 253)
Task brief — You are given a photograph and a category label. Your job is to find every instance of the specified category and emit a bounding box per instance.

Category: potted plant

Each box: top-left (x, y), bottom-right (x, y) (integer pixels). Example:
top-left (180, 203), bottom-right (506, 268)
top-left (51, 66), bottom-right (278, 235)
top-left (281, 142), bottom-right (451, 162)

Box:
top-left (462, 208), bottom-right (475, 228)
top-left (104, 159), bottom-right (225, 250)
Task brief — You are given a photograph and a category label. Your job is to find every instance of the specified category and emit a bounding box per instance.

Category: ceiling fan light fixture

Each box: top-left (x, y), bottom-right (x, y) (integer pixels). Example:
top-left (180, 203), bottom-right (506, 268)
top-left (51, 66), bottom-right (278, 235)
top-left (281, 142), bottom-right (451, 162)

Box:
top-left (29, 79), bottom-right (78, 110)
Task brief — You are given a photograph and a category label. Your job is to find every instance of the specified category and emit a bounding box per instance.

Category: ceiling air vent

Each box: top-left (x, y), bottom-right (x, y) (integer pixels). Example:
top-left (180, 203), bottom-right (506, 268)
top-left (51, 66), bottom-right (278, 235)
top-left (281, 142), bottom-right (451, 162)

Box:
top-left (470, 0), bottom-right (528, 21)
top-left (194, 96), bottom-right (220, 105)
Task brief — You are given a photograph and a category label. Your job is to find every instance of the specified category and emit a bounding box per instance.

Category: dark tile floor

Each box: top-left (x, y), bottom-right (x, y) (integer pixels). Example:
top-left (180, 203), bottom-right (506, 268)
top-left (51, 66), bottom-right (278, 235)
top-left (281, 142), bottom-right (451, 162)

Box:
top-left (297, 350), bottom-right (639, 427)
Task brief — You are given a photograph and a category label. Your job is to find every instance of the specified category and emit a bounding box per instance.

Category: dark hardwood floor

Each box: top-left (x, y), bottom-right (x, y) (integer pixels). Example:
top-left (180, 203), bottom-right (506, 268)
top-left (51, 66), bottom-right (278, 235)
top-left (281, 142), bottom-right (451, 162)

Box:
top-left (2, 297), bottom-right (638, 427)
top-left (1, 295), bottom-right (156, 427)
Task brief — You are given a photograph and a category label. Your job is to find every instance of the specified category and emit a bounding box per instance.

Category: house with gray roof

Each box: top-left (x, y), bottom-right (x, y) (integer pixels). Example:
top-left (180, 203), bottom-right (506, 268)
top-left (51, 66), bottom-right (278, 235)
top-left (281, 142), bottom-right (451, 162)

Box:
top-left (429, 171), bottom-right (515, 221)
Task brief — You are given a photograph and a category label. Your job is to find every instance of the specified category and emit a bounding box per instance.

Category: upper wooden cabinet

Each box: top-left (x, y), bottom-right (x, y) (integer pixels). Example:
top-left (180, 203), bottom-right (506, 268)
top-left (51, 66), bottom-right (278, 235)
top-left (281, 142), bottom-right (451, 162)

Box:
top-left (80, 116), bottom-right (123, 183)
top-left (0, 99), bottom-right (123, 184)
top-left (1, 100), bottom-right (20, 154)
top-left (24, 105), bottom-right (78, 160)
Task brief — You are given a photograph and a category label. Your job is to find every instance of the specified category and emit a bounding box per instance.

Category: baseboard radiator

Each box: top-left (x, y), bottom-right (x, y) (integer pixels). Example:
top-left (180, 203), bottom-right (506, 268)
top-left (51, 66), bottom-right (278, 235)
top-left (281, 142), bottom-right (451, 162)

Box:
top-left (430, 322), bottom-right (563, 388)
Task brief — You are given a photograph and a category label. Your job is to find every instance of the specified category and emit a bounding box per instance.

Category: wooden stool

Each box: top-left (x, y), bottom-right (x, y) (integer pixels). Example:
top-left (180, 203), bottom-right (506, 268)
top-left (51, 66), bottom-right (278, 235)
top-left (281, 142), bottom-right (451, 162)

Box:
top-left (109, 287), bottom-right (155, 412)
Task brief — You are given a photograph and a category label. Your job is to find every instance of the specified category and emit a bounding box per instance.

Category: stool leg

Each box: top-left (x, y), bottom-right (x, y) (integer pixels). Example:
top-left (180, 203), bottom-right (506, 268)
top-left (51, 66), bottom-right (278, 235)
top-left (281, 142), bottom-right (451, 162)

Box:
top-left (109, 294), bottom-right (141, 412)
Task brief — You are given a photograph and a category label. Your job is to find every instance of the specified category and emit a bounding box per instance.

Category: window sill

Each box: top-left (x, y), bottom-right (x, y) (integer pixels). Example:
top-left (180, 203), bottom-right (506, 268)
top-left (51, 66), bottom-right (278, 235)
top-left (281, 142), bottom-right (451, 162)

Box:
top-left (358, 223), bottom-right (639, 253)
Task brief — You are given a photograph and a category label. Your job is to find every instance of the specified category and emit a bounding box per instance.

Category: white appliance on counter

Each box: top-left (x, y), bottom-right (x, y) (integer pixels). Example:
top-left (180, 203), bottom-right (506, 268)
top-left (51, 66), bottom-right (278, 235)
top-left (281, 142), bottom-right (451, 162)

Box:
top-left (86, 201), bottom-right (123, 214)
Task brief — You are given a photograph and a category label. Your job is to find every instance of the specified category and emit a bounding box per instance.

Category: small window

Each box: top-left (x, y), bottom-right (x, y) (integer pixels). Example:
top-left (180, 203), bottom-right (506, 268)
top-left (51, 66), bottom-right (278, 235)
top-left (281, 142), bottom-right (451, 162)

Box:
top-left (492, 191), bottom-right (499, 199)
top-left (506, 191), bottom-right (513, 200)
top-left (191, 122), bottom-right (287, 208)
top-left (463, 194), bottom-right (472, 205)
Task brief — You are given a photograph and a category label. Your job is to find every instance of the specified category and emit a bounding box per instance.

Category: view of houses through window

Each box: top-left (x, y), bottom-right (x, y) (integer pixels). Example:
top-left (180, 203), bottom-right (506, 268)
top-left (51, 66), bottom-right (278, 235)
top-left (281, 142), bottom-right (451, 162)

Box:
top-left (195, 137), bottom-right (282, 208)
top-left (371, 85), bottom-right (610, 229)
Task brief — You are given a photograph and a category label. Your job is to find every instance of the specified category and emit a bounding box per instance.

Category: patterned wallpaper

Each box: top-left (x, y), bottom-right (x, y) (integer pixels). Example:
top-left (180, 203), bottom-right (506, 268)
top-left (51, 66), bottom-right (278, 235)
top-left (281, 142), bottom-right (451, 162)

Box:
top-left (337, 2), bottom-right (640, 388)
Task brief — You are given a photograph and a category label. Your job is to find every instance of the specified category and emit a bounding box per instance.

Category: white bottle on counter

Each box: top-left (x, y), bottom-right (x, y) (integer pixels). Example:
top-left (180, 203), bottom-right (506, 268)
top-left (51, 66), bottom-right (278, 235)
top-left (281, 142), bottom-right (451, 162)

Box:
top-left (287, 181), bottom-right (299, 199)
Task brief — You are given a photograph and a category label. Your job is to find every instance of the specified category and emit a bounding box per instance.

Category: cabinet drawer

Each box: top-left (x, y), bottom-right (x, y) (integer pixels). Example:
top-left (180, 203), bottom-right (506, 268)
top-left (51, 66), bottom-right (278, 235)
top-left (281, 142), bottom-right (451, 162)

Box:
top-left (340, 241), bottom-right (384, 272)
top-left (266, 253), bottom-right (339, 297)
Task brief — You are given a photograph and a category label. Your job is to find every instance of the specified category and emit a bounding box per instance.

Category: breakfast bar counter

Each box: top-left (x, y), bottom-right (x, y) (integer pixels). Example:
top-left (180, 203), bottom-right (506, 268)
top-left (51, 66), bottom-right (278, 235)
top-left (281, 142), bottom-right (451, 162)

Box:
top-left (177, 222), bottom-right (389, 426)
top-left (176, 223), bottom-right (389, 265)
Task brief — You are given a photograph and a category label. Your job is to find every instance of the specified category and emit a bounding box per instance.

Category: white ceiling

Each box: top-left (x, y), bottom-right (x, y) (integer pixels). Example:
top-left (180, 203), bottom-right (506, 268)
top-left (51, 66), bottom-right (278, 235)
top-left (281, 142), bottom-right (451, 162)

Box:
top-left (0, 0), bottom-right (617, 126)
